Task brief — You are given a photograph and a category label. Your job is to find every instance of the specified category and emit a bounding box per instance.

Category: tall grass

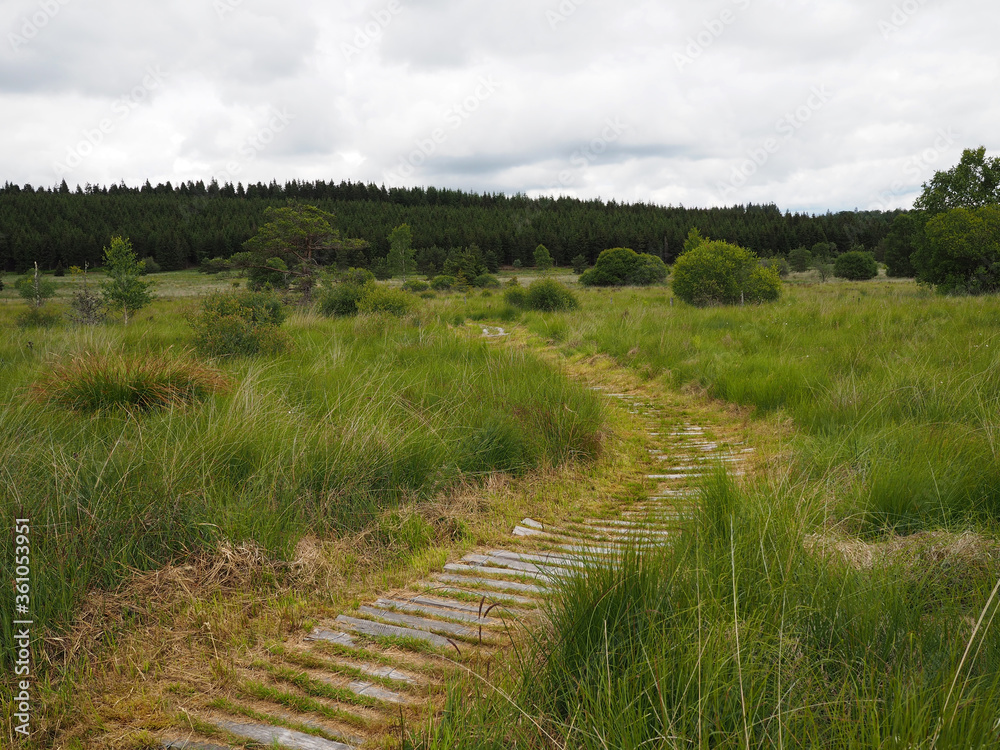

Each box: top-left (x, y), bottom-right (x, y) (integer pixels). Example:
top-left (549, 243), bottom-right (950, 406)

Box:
top-left (0, 305), bottom-right (602, 671)
top-left (421, 473), bottom-right (1000, 748)
top-left (512, 282), bottom-right (1000, 534)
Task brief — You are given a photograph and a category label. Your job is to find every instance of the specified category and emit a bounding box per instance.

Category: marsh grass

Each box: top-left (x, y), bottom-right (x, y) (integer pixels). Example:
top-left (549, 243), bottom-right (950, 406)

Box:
top-left (420, 472), bottom-right (1000, 749)
top-left (0, 301), bottom-right (602, 675)
top-left (30, 351), bottom-right (232, 412)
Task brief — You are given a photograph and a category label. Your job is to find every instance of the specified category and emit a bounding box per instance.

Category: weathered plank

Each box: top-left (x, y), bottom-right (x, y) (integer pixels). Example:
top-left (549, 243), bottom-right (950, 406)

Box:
top-left (335, 615), bottom-right (453, 649)
top-left (214, 720), bottom-right (357, 750)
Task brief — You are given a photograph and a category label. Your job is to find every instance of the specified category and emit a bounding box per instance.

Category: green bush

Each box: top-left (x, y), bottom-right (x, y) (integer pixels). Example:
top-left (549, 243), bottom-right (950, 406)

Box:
top-left (524, 279), bottom-right (579, 311)
top-left (571, 254), bottom-right (588, 274)
top-left (533, 244), bottom-right (554, 270)
top-left (913, 206), bottom-right (1000, 294)
top-left (788, 246), bottom-right (813, 272)
top-left (671, 240), bottom-right (781, 306)
top-left (140, 256), bottom-right (162, 274)
top-left (356, 284), bottom-right (414, 316)
top-left (318, 283), bottom-right (368, 316)
top-left (16, 306), bottom-right (63, 329)
top-left (503, 286), bottom-right (527, 308)
top-left (472, 273), bottom-right (501, 289)
top-left (189, 290), bottom-right (290, 356)
top-left (402, 279), bottom-right (430, 292)
top-left (834, 250), bottom-right (879, 280)
top-left (760, 257), bottom-right (790, 277)
top-left (579, 247), bottom-right (667, 286)
top-left (337, 267), bottom-right (376, 286)
top-left (431, 275), bottom-right (457, 291)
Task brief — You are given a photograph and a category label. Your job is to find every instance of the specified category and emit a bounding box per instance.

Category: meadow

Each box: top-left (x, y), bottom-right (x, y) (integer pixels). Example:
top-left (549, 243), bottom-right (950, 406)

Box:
top-left (4, 267), bottom-right (1000, 748)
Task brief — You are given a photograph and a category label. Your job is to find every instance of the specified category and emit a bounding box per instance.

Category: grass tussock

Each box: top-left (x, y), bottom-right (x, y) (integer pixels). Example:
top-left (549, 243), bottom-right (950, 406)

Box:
top-left (30, 351), bottom-right (232, 412)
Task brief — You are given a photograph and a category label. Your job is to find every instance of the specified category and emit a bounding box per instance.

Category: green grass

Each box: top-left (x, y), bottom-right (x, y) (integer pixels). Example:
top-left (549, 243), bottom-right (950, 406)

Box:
top-left (0, 287), bottom-right (603, 672)
top-left (420, 472), bottom-right (1000, 749)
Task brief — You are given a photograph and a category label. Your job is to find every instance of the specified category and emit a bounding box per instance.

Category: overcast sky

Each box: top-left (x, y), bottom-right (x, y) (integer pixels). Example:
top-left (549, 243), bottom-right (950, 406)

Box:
top-left (1, 0), bottom-right (995, 213)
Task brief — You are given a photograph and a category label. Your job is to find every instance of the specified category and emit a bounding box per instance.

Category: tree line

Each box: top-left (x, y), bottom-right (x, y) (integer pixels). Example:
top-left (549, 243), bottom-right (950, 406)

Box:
top-left (0, 178), bottom-right (901, 274)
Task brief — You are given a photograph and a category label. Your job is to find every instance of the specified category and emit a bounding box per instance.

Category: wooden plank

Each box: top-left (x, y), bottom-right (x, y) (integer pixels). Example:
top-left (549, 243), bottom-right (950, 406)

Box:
top-left (357, 606), bottom-right (479, 639)
top-left (462, 553), bottom-right (571, 577)
top-left (336, 615), bottom-right (453, 650)
top-left (426, 585), bottom-right (537, 605)
top-left (433, 573), bottom-right (545, 594)
top-left (373, 598), bottom-right (503, 625)
top-left (305, 629), bottom-right (357, 648)
top-left (214, 720), bottom-right (357, 750)
top-left (444, 562), bottom-right (553, 582)
top-left (347, 680), bottom-right (411, 705)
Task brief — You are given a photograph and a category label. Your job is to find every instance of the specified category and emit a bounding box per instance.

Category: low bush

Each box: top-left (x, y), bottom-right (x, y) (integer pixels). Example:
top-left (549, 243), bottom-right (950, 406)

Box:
top-left (16, 306), bottom-right (63, 329)
top-left (760, 256), bottom-right (790, 277)
top-left (503, 286), bottom-right (527, 308)
top-left (431, 275), bottom-right (457, 291)
top-left (579, 247), bottom-right (667, 286)
top-left (524, 279), bottom-right (579, 311)
top-left (356, 284), bottom-right (414, 316)
top-left (31, 352), bottom-right (231, 412)
top-left (188, 290), bottom-right (290, 356)
top-left (571, 254), bottom-right (588, 274)
top-left (140, 256), bottom-right (162, 274)
top-left (834, 250), bottom-right (879, 280)
top-left (672, 240), bottom-right (781, 306)
top-left (472, 273), bottom-right (501, 289)
top-left (788, 246), bottom-right (812, 272)
top-left (402, 279), bottom-right (430, 292)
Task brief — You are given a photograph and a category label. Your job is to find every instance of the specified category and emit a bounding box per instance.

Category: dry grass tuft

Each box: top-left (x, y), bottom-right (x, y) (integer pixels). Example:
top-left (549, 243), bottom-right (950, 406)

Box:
top-left (805, 530), bottom-right (1000, 571)
top-left (30, 350), bottom-right (232, 413)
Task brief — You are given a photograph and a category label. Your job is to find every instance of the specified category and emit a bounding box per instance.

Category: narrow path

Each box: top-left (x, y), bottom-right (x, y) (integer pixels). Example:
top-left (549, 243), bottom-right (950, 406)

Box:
top-left (159, 379), bottom-right (753, 750)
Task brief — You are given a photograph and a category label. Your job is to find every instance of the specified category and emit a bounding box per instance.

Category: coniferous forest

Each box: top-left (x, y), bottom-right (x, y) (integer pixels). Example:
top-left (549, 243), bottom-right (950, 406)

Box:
top-left (0, 179), bottom-right (899, 273)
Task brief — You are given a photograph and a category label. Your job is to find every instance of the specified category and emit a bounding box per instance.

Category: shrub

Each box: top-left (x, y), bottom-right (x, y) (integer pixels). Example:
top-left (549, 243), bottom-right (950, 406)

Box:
top-left (431, 275), bottom-right (457, 291)
top-left (506, 276), bottom-right (519, 288)
top-left (503, 286), bottom-right (528, 308)
top-left (524, 279), bottom-right (579, 311)
top-left (579, 247), bottom-right (667, 286)
top-left (15, 263), bottom-right (57, 308)
top-left (834, 250), bottom-right (879, 280)
top-left (472, 273), bottom-right (501, 288)
top-left (189, 290), bottom-right (290, 357)
top-left (140, 256), bottom-right (162, 274)
top-left (571, 254), bottom-right (588, 274)
top-left (336, 267), bottom-right (376, 286)
top-left (16, 307), bottom-right (63, 329)
top-left (199, 257), bottom-right (230, 274)
top-left (356, 284), bottom-right (414, 316)
top-left (512, 259), bottom-right (522, 269)
top-left (31, 352), bottom-right (231, 413)
top-left (788, 246), bottom-right (812, 272)
top-left (882, 213), bottom-right (920, 278)
top-left (318, 283), bottom-right (368, 316)
top-left (913, 206), bottom-right (1000, 294)
top-left (671, 240), bottom-right (781, 306)
top-left (402, 279), bottom-right (430, 292)
top-left (761, 257), bottom-right (790, 278)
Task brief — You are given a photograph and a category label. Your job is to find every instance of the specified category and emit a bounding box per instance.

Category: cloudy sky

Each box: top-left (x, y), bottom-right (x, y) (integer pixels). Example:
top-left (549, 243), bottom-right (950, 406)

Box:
top-left (1, 0), bottom-right (995, 213)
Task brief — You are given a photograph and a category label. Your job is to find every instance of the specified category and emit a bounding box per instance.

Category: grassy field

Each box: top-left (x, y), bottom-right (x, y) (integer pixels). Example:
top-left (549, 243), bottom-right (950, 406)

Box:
top-left (412, 274), bottom-right (1000, 748)
top-left (0, 273), bottom-right (604, 679)
top-left (5, 268), bottom-right (1000, 747)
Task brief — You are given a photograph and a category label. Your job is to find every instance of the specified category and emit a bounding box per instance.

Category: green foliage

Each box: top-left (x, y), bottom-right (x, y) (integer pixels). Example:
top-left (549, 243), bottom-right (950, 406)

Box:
top-left (318, 283), bottom-right (368, 317)
top-left (671, 240), bottom-right (781, 306)
top-left (402, 279), bottom-right (430, 292)
top-left (683, 226), bottom-right (704, 253)
top-left (523, 279), bottom-right (579, 311)
top-left (578, 247), bottom-right (667, 287)
top-left (68, 264), bottom-right (105, 325)
top-left (14, 263), bottom-right (57, 308)
top-left (472, 273), bottom-right (500, 289)
top-left (811, 241), bottom-right (836, 259)
top-left (199, 256), bottom-right (230, 274)
top-left (503, 286), bottom-right (527, 308)
top-left (189, 290), bottom-right (290, 356)
top-left (512, 259), bottom-right (522, 269)
top-left (914, 146), bottom-right (1000, 214)
top-left (431, 275), bottom-right (457, 291)
top-left (533, 244), bottom-right (554, 270)
top-left (788, 246), bottom-right (812, 272)
top-left (100, 236), bottom-right (154, 324)
top-left (356, 284), bottom-right (414, 316)
top-left (882, 213), bottom-right (920, 278)
top-left (15, 306), bottom-right (62, 329)
top-left (31, 352), bottom-right (231, 413)
top-left (387, 223), bottom-right (415, 279)
top-left (834, 250), bottom-right (879, 280)
top-left (913, 206), bottom-right (1000, 294)
top-left (442, 246), bottom-right (486, 283)
top-left (760, 256), bottom-right (790, 277)
top-left (813, 259), bottom-right (835, 282)
top-left (571, 254), bottom-right (588, 274)
top-left (140, 256), bottom-right (162, 274)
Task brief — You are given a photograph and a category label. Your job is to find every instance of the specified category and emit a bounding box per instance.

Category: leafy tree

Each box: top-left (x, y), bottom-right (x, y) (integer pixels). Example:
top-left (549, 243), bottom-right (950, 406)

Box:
top-left (812, 259), bottom-right (835, 282)
top-left (881, 213), bottom-right (920, 277)
top-left (811, 241), bottom-right (835, 259)
top-left (912, 206), bottom-right (1000, 294)
top-left (533, 244), bottom-right (554, 271)
top-left (914, 146), bottom-right (1000, 215)
top-left (834, 250), bottom-right (878, 280)
top-left (101, 236), bottom-right (154, 324)
top-left (387, 223), bottom-right (415, 279)
top-left (15, 262), bottom-right (57, 308)
top-left (671, 240), bottom-right (780, 306)
top-left (788, 246), bottom-right (812, 272)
